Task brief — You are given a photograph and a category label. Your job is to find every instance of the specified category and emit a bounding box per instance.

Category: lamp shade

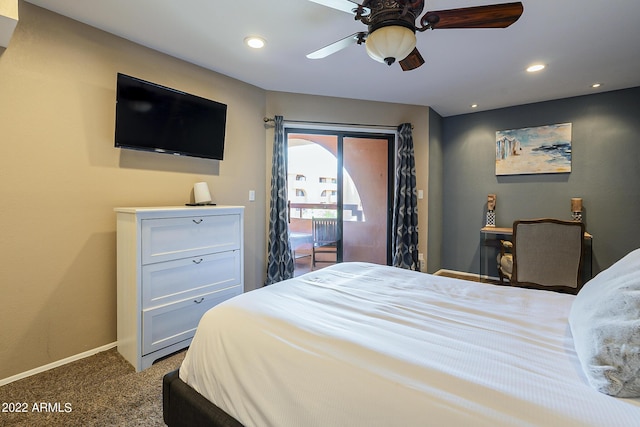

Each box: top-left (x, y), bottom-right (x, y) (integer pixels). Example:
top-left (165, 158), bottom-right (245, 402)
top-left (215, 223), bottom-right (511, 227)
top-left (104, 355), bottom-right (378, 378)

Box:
top-left (571, 198), bottom-right (583, 212)
top-left (365, 25), bottom-right (416, 66)
top-left (194, 182), bottom-right (212, 205)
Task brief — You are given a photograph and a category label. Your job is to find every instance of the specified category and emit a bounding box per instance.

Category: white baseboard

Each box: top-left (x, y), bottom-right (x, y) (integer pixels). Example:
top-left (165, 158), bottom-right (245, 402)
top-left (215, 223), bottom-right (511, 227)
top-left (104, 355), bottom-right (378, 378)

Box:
top-left (0, 342), bottom-right (117, 387)
top-left (434, 269), bottom-right (500, 282)
top-left (434, 269), bottom-right (477, 279)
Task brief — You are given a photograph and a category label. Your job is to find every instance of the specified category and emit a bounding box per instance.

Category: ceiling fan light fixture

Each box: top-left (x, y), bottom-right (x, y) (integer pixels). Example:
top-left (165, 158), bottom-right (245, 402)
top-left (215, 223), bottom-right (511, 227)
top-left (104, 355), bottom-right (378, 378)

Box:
top-left (365, 25), bottom-right (416, 66)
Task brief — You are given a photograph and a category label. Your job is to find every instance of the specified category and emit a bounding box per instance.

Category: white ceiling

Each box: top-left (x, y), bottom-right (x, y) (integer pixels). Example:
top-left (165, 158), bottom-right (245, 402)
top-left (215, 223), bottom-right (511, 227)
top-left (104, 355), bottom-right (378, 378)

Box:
top-left (25, 0), bottom-right (640, 116)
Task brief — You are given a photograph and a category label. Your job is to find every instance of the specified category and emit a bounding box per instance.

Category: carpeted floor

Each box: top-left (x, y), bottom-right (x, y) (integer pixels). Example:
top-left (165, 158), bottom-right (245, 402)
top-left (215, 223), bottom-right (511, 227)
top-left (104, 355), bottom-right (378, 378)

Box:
top-left (0, 348), bottom-right (185, 427)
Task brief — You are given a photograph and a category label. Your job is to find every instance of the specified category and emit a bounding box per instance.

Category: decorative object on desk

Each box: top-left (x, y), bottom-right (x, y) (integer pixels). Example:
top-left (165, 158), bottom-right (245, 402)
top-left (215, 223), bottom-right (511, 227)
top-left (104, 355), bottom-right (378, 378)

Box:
top-left (193, 182), bottom-right (213, 205)
top-left (495, 123), bottom-right (572, 176)
top-left (485, 193), bottom-right (496, 227)
top-left (571, 197), bottom-right (583, 222)
top-left (487, 193), bottom-right (496, 211)
top-left (486, 211), bottom-right (496, 227)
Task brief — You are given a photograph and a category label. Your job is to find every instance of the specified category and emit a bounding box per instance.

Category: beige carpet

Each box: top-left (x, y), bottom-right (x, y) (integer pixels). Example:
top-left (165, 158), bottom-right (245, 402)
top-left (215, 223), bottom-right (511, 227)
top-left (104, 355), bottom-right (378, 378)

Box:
top-left (0, 348), bottom-right (185, 427)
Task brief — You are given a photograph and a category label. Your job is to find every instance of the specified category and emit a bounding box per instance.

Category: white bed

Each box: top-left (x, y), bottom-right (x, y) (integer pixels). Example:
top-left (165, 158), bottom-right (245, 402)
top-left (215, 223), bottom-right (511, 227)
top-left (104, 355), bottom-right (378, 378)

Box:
top-left (178, 262), bottom-right (640, 427)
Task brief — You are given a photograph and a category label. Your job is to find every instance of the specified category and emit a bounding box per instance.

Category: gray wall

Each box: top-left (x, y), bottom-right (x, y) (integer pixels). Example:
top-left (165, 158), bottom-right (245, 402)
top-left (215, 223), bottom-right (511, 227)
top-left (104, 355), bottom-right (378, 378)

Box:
top-left (427, 107), bottom-right (444, 273)
top-left (437, 86), bottom-right (640, 276)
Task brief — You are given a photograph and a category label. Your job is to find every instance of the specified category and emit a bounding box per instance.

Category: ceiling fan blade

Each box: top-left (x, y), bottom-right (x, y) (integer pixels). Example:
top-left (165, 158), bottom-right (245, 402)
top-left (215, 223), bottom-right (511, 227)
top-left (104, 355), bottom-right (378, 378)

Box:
top-left (306, 32), bottom-right (366, 59)
top-left (308, 0), bottom-right (361, 14)
top-left (422, 2), bottom-right (524, 29)
top-left (399, 48), bottom-right (425, 71)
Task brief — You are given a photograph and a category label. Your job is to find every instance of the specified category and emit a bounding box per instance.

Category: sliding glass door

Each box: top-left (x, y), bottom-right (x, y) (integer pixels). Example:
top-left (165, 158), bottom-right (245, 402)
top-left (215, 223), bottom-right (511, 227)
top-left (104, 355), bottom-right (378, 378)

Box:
top-left (286, 129), bottom-right (393, 276)
top-left (342, 135), bottom-right (392, 265)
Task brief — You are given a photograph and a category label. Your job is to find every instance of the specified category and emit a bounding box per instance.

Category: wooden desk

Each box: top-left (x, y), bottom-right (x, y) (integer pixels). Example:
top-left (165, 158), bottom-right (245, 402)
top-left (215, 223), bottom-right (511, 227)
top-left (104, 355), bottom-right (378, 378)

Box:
top-left (480, 226), bottom-right (593, 283)
top-left (481, 227), bottom-right (592, 239)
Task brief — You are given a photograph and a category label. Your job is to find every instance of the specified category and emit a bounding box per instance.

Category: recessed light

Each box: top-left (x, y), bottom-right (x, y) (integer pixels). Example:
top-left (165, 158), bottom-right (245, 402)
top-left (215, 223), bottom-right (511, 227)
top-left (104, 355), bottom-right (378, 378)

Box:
top-left (244, 36), bottom-right (266, 49)
top-left (471, 104), bottom-right (478, 108)
top-left (591, 83), bottom-right (602, 88)
top-left (526, 64), bottom-right (545, 73)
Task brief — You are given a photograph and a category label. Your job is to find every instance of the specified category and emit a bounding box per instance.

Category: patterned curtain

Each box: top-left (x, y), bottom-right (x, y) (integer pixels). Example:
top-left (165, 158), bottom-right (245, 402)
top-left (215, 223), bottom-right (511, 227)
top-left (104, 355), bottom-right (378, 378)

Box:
top-left (265, 116), bottom-right (295, 285)
top-left (392, 123), bottom-right (419, 270)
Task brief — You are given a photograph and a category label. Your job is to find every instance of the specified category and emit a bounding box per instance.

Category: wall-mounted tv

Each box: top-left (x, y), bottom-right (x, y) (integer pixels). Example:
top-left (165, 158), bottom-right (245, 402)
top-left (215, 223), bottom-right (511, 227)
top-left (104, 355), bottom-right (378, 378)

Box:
top-left (115, 73), bottom-right (227, 160)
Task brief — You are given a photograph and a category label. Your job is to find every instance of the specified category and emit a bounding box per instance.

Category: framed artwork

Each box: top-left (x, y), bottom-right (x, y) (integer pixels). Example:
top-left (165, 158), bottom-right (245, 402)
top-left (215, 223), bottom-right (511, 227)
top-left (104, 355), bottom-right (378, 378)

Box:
top-left (496, 123), bottom-right (572, 175)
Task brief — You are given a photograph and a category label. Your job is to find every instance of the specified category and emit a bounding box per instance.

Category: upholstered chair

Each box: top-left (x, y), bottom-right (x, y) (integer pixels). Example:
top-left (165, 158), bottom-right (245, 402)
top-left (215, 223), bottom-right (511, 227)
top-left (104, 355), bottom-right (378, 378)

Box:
top-left (497, 218), bottom-right (585, 294)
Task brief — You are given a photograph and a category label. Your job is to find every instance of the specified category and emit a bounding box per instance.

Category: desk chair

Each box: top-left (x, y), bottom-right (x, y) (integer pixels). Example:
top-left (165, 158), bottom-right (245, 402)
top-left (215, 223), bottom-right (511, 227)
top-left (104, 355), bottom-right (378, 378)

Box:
top-left (497, 218), bottom-right (585, 294)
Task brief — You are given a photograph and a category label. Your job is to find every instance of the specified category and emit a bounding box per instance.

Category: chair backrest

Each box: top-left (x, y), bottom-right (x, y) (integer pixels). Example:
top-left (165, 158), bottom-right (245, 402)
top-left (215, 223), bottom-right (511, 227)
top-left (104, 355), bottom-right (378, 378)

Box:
top-left (312, 218), bottom-right (338, 245)
top-left (512, 218), bottom-right (585, 294)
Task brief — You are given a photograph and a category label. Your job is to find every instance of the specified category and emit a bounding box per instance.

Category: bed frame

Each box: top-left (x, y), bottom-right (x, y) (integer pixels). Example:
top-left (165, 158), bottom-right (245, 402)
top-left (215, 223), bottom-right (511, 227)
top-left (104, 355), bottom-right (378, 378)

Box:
top-left (163, 369), bottom-right (244, 427)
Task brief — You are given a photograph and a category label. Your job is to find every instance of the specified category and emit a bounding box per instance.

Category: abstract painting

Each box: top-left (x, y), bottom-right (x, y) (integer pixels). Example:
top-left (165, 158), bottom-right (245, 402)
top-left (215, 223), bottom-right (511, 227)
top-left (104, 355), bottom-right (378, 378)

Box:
top-left (496, 123), bottom-right (572, 175)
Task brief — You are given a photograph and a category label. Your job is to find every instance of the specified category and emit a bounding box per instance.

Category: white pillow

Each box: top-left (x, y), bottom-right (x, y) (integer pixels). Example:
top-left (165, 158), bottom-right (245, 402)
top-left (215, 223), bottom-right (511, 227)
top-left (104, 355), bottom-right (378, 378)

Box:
top-left (569, 248), bottom-right (640, 397)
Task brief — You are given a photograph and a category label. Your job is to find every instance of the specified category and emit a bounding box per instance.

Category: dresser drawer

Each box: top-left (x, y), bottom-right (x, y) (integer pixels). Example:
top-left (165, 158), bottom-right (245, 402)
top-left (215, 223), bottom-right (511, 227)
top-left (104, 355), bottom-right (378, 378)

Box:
top-left (141, 250), bottom-right (241, 309)
top-left (141, 286), bottom-right (241, 356)
top-left (141, 214), bottom-right (240, 264)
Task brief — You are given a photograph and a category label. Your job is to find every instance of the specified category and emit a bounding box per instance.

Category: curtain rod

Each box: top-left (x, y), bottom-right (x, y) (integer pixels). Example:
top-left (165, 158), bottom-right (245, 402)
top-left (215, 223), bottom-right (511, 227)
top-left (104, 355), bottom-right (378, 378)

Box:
top-left (263, 117), bottom-right (410, 130)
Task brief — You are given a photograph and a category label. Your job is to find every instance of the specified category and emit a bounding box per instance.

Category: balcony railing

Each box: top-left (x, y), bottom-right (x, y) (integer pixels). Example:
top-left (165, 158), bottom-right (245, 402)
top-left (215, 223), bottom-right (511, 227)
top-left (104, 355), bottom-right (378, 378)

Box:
top-left (288, 202), bottom-right (363, 222)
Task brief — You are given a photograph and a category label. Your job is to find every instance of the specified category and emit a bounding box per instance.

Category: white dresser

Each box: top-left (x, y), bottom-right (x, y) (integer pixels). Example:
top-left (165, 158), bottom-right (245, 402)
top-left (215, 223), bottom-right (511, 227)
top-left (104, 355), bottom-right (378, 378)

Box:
top-left (115, 206), bottom-right (244, 371)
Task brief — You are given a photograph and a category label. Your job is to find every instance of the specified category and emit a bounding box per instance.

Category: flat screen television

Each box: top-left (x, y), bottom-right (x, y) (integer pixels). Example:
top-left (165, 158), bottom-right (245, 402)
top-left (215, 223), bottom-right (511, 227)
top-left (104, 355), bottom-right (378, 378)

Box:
top-left (115, 73), bottom-right (227, 160)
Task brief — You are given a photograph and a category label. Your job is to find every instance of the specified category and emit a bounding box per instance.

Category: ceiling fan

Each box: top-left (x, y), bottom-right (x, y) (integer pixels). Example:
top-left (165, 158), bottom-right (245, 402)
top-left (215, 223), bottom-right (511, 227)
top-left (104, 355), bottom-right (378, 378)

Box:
top-left (307, 0), bottom-right (524, 71)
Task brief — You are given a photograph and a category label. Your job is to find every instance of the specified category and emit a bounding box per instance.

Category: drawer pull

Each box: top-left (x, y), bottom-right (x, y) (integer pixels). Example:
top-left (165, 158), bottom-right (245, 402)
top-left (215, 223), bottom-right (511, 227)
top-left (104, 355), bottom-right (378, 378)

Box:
top-left (194, 298), bottom-right (204, 304)
top-left (192, 219), bottom-right (203, 224)
top-left (192, 258), bottom-right (203, 264)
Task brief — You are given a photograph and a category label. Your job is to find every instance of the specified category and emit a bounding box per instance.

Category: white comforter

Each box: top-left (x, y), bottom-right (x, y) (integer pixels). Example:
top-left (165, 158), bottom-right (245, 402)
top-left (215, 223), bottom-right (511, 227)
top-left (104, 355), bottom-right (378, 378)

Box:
top-left (180, 262), bottom-right (640, 426)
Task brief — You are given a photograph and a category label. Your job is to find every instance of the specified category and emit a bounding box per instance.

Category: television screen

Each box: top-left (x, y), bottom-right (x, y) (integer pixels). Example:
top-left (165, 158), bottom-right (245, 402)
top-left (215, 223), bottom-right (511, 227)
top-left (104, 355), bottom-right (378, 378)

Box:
top-left (115, 73), bottom-right (227, 160)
